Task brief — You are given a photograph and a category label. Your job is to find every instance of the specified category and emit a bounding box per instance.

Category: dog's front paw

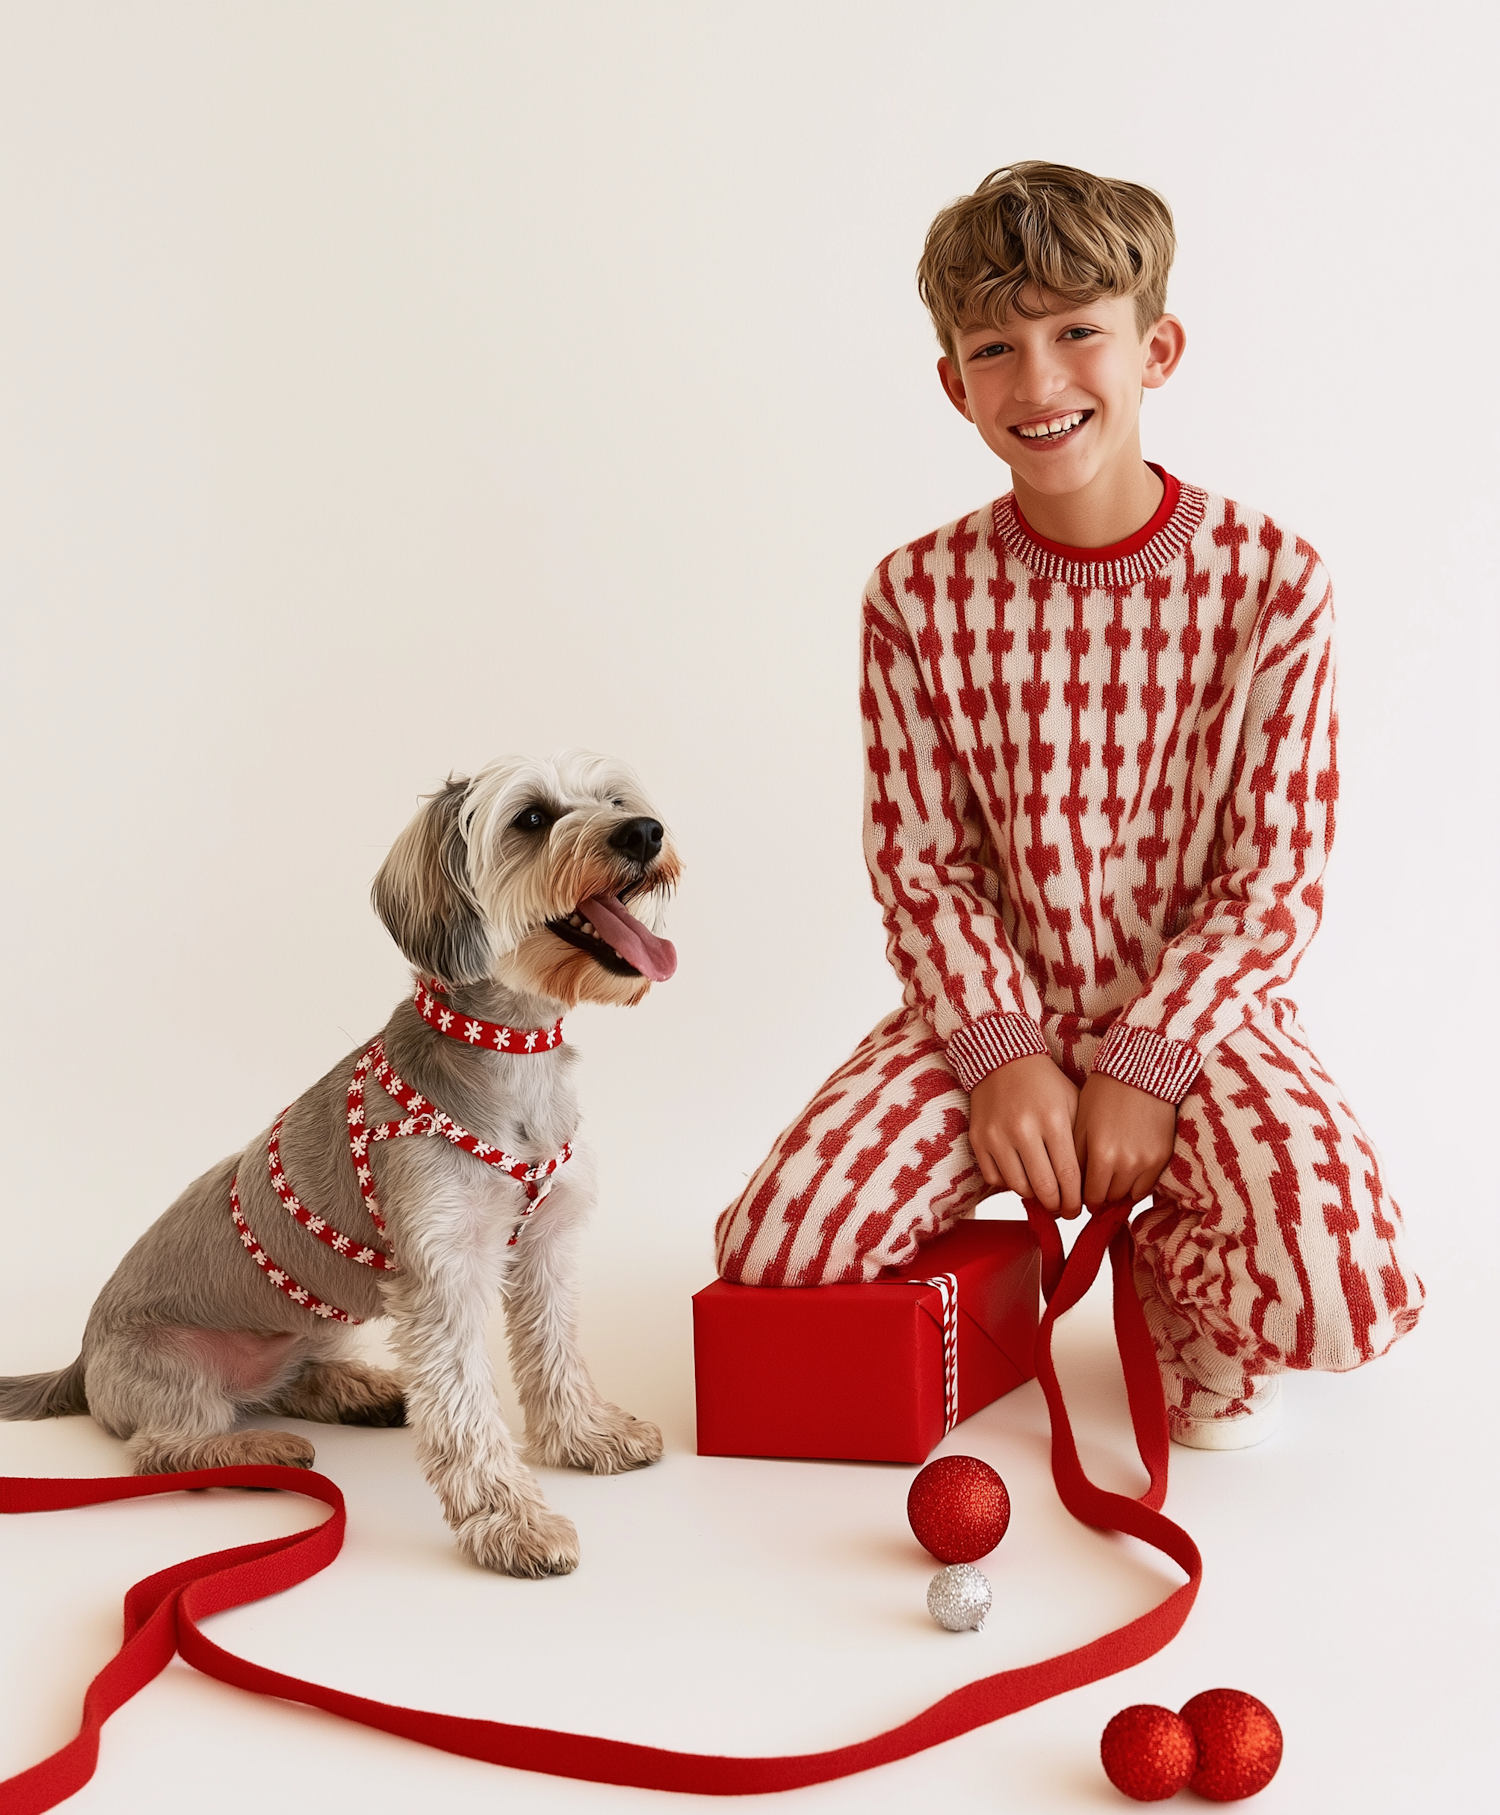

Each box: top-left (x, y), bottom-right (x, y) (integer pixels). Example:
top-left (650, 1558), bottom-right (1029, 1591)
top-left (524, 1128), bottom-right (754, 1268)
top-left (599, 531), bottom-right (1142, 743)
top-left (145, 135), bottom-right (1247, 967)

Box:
top-left (455, 1501), bottom-right (580, 1577)
top-left (527, 1404), bottom-right (664, 1474)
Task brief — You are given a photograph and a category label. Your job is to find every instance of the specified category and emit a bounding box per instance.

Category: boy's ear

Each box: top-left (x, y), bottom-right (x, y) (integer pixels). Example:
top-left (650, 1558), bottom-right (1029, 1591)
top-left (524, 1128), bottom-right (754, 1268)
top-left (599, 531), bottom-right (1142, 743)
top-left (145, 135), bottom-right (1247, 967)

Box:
top-left (371, 778), bottom-right (494, 986)
top-left (937, 355), bottom-right (975, 421)
top-left (1141, 314), bottom-right (1187, 390)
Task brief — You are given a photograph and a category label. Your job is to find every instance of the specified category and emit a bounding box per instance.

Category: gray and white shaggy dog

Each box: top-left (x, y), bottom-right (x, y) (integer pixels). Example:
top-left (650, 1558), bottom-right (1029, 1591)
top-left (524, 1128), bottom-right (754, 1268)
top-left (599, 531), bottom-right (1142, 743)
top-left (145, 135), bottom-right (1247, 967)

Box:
top-left (0, 752), bottom-right (680, 1577)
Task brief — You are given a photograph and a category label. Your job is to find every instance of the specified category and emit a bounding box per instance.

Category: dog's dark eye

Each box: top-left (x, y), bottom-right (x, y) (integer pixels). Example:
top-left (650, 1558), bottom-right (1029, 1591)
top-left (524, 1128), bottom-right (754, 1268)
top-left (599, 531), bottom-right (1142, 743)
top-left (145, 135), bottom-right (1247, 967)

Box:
top-left (512, 806), bottom-right (554, 834)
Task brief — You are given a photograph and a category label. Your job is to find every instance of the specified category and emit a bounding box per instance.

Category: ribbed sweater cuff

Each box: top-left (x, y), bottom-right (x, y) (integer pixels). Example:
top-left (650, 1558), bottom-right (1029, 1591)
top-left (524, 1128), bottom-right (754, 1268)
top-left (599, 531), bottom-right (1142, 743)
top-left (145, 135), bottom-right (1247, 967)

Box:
top-left (946, 1012), bottom-right (1049, 1091)
top-left (1091, 1023), bottom-right (1203, 1105)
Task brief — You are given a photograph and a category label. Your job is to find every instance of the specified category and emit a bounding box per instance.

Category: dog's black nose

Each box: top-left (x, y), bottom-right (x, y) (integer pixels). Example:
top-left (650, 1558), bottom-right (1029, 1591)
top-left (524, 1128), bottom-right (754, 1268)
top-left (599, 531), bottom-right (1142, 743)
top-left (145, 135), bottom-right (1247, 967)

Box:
top-left (609, 817), bottom-right (664, 865)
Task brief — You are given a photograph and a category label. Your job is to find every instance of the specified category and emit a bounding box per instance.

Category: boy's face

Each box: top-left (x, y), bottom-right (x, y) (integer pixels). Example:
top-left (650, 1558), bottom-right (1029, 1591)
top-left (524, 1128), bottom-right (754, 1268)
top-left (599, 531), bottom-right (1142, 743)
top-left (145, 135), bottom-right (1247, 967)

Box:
top-left (937, 293), bottom-right (1183, 500)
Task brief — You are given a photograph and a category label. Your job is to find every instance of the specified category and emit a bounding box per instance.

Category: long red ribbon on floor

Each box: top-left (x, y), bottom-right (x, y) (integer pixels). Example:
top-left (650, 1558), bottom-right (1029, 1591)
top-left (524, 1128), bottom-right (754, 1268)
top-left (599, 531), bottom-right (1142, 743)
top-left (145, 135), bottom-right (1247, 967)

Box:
top-left (0, 1201), bottom-right (1200, 1807)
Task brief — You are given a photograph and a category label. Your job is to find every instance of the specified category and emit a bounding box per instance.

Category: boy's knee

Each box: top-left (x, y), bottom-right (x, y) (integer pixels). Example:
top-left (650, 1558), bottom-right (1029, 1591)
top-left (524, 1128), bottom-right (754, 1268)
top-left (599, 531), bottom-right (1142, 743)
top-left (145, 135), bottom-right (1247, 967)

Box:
top-left (1308, 1242), bottom-right (1425, 1369)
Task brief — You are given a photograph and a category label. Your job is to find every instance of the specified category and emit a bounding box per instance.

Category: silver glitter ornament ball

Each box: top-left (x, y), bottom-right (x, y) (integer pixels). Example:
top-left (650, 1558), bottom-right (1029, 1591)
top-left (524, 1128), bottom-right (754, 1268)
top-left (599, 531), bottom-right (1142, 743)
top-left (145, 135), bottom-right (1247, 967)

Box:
top-left (926, 1564), bottom-right (992, 1632)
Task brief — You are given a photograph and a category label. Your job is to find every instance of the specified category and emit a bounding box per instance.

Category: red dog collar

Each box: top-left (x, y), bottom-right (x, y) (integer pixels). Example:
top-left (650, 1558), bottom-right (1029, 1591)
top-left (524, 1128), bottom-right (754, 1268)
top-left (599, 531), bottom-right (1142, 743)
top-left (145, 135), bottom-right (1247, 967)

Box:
top-left (414, 982), bottom-right (563, 1053)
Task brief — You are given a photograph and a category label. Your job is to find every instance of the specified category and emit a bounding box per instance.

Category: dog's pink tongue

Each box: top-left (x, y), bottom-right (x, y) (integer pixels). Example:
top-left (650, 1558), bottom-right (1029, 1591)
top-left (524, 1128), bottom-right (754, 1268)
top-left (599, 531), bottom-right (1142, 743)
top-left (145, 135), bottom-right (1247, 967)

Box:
top-left (583, 895), bottom-right (678, 982)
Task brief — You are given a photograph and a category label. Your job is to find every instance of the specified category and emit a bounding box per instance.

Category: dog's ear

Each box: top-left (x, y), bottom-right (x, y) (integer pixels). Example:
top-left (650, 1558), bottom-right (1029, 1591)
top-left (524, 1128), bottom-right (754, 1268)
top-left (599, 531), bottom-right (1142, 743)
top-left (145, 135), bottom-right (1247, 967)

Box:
top-left (371, 778), bottom-right (493, 986)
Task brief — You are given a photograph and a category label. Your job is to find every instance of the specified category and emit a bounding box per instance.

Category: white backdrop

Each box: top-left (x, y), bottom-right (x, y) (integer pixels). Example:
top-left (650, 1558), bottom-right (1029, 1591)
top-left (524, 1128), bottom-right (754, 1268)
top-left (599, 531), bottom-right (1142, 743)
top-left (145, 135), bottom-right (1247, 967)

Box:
top-left (0, 4), bottom-right (1495, 1811)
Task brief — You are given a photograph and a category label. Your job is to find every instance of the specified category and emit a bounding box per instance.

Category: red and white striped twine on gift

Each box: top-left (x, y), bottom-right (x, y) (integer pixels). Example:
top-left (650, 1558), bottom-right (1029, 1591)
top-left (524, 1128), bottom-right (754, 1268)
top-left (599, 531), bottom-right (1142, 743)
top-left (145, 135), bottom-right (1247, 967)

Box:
top-left (907, 1272), bottom-right (960, 1434)
top-left (229, 987), bottom-right (572, 1324)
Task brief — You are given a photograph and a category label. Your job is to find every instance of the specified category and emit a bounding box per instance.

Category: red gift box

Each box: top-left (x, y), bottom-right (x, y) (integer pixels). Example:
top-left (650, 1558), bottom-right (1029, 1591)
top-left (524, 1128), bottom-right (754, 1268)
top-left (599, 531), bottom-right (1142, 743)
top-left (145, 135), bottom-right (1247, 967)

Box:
top-left (692, 1217), bottom-right (1041, 1464)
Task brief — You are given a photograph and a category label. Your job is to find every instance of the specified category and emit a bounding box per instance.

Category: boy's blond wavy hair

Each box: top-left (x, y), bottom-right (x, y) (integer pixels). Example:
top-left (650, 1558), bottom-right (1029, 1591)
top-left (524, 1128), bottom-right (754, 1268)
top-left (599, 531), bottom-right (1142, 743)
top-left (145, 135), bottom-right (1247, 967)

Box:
top-left (917, 161), bottom-right (1175, 360)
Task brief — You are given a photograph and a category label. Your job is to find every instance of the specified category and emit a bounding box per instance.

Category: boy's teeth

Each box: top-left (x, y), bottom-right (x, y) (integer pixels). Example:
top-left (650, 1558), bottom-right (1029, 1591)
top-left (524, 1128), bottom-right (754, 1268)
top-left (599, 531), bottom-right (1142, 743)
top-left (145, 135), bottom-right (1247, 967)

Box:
top-left (1018, 411), bottom-right (1085, 439)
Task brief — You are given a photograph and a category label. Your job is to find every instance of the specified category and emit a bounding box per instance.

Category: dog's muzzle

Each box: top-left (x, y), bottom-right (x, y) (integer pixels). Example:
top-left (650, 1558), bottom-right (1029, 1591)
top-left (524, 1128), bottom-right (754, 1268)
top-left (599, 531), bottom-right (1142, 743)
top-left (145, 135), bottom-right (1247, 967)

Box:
top-left (544, 865), bottom-right (677, 981)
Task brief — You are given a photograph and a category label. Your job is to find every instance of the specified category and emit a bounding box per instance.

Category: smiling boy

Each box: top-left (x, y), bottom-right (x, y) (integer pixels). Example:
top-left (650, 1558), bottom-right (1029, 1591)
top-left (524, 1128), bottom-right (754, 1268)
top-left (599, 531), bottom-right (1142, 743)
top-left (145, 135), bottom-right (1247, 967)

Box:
top-left (715, 161), bottom-right (1422, 1447)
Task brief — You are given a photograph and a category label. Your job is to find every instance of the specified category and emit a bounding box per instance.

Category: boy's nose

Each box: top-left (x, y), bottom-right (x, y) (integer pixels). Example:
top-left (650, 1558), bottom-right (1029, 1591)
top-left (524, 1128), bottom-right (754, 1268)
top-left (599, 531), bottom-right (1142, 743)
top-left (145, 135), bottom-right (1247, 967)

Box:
top-left (1013, 356), bottom-right (1068, 407)
top-left (609, 817), bottom-right (664, 865)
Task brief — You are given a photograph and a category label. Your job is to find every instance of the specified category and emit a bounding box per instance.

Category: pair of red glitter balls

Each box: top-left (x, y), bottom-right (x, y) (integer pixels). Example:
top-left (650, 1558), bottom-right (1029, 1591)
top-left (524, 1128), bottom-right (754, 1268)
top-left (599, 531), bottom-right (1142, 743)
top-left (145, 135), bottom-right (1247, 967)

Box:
top-left (1101, 1692), bottom-right (1283, 1802)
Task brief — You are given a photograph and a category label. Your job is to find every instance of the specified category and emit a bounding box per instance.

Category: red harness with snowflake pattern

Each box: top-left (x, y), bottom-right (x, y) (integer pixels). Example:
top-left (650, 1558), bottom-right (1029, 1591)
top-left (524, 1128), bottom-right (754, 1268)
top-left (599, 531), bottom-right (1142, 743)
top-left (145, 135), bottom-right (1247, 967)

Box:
top-left (229, 984), bottom-right (571, 1323)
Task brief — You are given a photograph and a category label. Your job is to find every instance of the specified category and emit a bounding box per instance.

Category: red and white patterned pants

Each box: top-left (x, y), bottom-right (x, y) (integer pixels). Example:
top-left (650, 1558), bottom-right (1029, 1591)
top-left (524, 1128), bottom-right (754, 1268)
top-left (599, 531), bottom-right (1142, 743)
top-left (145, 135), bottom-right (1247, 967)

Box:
top-left (714, 999), bottom-right (1423, 1421)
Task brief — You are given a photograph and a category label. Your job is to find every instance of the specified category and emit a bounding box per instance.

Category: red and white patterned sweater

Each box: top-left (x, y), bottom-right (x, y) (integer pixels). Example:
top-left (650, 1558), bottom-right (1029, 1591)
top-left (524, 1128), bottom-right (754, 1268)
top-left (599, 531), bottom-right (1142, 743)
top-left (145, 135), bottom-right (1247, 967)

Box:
top-left (861, 470), bottom-right (1338, 1105)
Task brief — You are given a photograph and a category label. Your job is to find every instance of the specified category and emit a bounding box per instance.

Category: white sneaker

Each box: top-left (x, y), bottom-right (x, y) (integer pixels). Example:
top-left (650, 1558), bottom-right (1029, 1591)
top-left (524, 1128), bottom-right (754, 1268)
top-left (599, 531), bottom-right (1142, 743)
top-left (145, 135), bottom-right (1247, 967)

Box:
top-left (1168, 1377), bottom-right (1281, 1451)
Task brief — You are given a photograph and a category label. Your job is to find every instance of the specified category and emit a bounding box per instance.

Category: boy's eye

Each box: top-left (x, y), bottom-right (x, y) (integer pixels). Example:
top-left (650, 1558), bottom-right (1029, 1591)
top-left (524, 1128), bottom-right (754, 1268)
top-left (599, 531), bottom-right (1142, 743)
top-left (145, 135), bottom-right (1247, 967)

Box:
top-left (969, 341), bottom-right (1010, 360)
top-left (1062, 326), bottom-right (1098, 340)
top-left (512, 806), bottom-right (554, 833)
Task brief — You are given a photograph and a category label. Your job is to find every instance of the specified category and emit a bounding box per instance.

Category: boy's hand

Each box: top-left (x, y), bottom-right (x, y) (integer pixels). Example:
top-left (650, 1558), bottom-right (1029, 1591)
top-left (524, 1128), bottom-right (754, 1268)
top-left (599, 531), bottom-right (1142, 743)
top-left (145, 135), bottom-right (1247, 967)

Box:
top-left (1072, 1073), bottom-right (1177, 1207)
top-left (968, 1056), bottom-right (1082, 1217)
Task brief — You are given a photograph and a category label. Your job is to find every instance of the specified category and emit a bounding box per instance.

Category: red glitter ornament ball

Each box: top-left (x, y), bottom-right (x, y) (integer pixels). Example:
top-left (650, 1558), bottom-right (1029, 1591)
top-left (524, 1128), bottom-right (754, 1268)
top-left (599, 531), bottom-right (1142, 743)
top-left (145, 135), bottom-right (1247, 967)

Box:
top-left (1179, 1689), bottom-right (1283, 1801)
top-left (906, 1455), bottom-right (1010, 1564)
top-left (1099, 1704), bottom-right (1198, 1801)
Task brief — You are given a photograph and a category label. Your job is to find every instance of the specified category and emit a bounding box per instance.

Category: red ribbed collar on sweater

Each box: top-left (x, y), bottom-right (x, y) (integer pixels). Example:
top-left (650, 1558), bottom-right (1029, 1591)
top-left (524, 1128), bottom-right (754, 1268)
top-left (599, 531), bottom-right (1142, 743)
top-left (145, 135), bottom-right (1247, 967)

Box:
top-left (995, 465), bottom-right (1206, 590)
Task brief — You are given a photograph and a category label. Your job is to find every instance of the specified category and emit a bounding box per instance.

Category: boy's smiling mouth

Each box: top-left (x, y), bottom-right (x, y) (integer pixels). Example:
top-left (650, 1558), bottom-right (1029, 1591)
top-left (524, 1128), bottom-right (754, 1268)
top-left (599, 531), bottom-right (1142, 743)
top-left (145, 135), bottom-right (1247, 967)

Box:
top-left (1010, 408), bottom-right (1093, 445)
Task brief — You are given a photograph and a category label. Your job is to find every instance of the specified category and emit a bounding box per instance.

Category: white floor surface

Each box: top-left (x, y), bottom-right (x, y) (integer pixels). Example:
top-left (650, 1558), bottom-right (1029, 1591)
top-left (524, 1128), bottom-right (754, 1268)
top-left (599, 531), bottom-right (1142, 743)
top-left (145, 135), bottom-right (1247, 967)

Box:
top-left (1, 1203), bottom-right (1491, 1814)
